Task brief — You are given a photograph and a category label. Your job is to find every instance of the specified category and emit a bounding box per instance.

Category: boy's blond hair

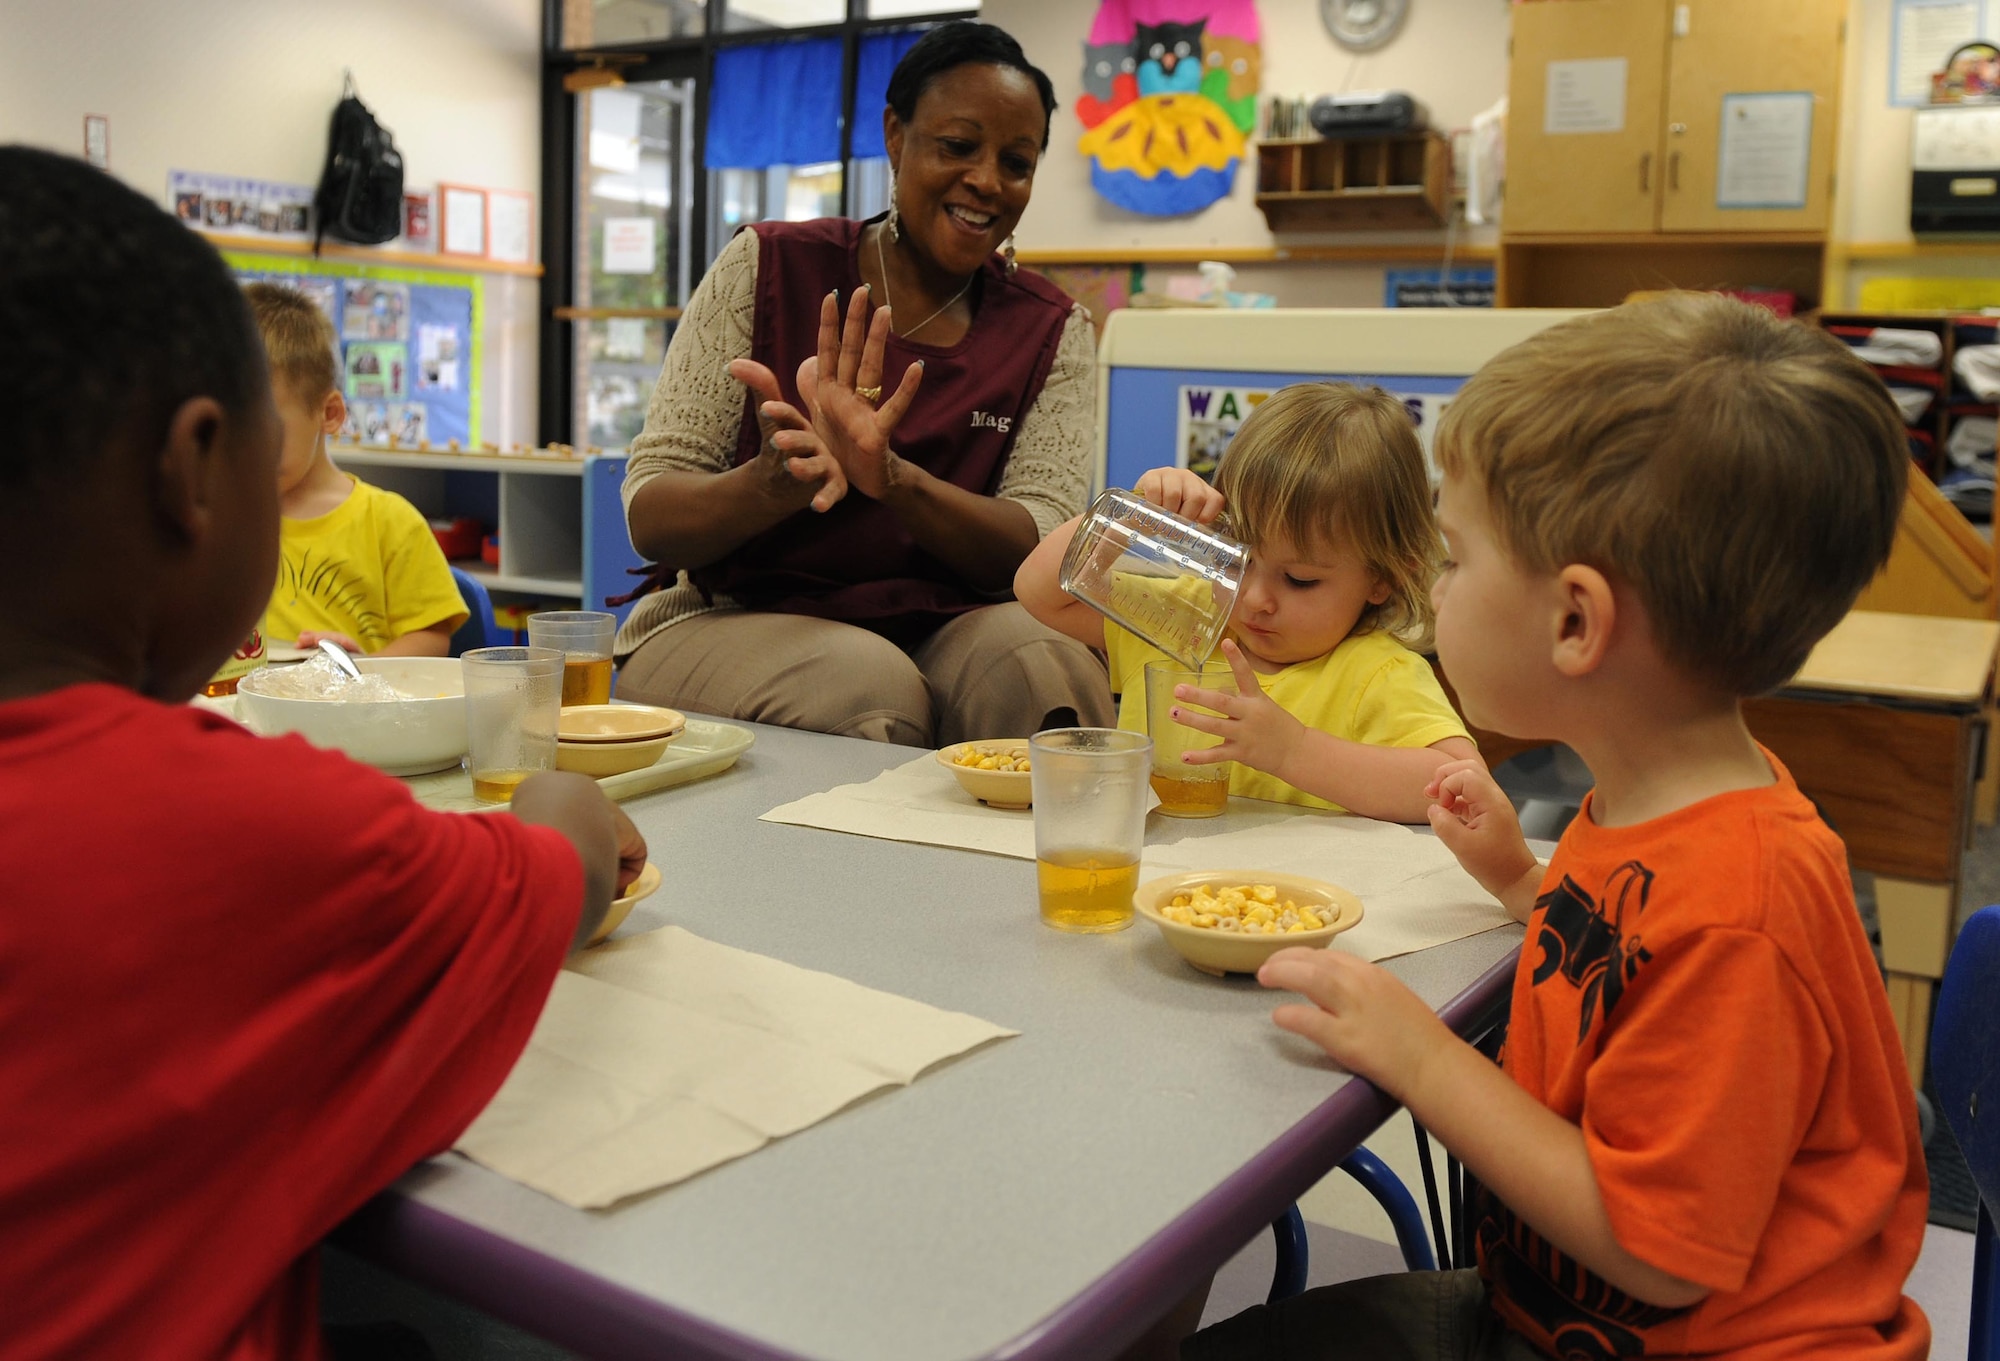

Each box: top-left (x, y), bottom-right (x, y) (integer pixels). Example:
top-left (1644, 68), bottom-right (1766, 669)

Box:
top-left (1435, 292), bottom-right (1907, 697)
top-left (1215, 382), bottom-right (1440, 645)
top-left (242, 282), bottom-right (339, 403)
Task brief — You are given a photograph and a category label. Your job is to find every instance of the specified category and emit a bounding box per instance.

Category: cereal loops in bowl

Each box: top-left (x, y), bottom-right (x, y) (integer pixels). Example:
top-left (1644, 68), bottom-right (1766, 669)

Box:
top-left (935, 740), bottom-right (1033, 810)
top-left (1133, 870), bottom-right (1364, 977)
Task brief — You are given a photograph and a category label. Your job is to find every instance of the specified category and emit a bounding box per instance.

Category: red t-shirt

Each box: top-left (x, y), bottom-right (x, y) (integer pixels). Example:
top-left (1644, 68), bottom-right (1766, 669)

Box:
top-left (1474, 752), bottom-right (1930, 1359)
top-left (0, 685), bottom-right (582, 1359)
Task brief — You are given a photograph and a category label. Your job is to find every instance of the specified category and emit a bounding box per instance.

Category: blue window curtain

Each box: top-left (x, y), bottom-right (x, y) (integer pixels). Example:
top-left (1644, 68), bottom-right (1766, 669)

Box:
top-left (705, 37), bottom-right (844, 169)
top-left (851, 29), bottom-right (926, 160)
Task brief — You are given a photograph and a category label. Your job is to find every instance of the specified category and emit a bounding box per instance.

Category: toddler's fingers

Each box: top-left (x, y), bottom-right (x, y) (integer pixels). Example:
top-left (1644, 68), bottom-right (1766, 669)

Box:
top-left (1270, 1002), bottom-right (1350, 1059)
top-left (1167, 704), bottom-right (1227, 738)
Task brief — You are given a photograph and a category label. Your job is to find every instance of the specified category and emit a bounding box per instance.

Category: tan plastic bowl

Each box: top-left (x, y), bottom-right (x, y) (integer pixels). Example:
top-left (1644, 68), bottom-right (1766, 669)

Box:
top-left (235, 656), bottom-right (466, 776)
top-left (558, 704), bottom-right (685, 743)
top-left (555, 732), bottom-right (674, 777)
top-left (1133, 870), bottom-right (1364, 977)
top-left (589, 860), bottom-right (662, 946)
top-left (936, 739), bottom-right (1033, 810)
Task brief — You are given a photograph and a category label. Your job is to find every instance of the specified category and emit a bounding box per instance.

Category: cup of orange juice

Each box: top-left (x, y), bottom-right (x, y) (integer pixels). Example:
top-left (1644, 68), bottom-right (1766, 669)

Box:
top-left (461, 645), bottom-right (563, 803)
top-left (526, 610), bottom-right (617, 706)
top-left (1028, 728), bottom-right (1152, 933)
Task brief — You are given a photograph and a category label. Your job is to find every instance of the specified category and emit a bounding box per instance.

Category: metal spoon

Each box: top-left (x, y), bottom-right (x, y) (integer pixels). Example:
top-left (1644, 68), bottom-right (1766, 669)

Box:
top-left (316, 638), bottom-right (365, 682)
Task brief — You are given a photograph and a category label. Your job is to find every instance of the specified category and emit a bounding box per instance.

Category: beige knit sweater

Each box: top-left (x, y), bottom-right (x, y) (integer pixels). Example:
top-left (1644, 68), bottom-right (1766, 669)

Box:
top-left (613, 226), bottom-right (1098, 659)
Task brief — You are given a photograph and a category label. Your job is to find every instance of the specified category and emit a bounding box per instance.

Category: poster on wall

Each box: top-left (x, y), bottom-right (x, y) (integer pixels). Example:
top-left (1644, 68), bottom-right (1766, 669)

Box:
top-left (169, 170), bottom-right (313, 240)
top-left (1175, 383), bottom-right (1451, 480)
top-left (1074, 0), bottom-right (1261, 216)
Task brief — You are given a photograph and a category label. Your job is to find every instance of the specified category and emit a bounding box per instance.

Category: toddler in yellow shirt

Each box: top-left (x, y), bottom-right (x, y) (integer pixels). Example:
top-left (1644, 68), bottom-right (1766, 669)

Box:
top-left (1016, 382), bottom-right (1476, 820)
top-left (246, 283), bottom-right (466, 656)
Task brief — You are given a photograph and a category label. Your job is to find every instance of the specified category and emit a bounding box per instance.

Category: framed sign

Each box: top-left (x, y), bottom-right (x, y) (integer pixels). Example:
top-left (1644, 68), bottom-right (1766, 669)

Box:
top-left (438, 183), bottom-right (488, 259)
top-left (487, 189), bottom-right (534, 265)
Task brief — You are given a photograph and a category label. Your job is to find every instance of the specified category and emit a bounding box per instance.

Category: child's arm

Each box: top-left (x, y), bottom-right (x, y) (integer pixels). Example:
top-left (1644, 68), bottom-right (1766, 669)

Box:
top-left (1256, 949), bottom-right (1710, 1310)
top-left (1170, 639), bottom-right (1482, 822)
top-left (509, 773), bottom-right (648, 951)
top-left (1013, 513), bottom-right (1106, 649)
top-left (374, 622), bottom-right (453, 657)
top-left (1426, 759), bottom-right (1545, 922)
top-left (1014, 467), bottom-right (1227, 651)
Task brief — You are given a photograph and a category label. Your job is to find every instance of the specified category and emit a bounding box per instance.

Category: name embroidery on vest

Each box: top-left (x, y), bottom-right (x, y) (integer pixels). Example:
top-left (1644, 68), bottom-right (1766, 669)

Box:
top-left (971, 411), bottom-right (1013, 433)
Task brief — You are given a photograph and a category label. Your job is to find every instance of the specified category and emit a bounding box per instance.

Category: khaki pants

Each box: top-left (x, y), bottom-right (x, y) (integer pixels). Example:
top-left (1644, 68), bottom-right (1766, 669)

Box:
top-left (615, 603), bottom-right (1114, 746)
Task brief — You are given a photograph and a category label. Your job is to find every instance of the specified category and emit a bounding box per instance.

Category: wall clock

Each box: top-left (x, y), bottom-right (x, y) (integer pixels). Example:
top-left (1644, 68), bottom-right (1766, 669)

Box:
top-left (1321, 0), bottom-right (1408, 52)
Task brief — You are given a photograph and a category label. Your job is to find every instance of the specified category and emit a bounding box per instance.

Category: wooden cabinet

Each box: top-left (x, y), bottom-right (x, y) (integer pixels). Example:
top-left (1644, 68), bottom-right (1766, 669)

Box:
top-left (1501, 0), bottom-right (1844, 307)
top-left (1506, 0), bottom-right (1843, 235)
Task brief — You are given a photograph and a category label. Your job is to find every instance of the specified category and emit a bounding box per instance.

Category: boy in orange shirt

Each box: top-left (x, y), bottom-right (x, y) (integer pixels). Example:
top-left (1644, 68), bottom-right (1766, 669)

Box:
top-left (1191, 294), bottom-right (1929, 1359)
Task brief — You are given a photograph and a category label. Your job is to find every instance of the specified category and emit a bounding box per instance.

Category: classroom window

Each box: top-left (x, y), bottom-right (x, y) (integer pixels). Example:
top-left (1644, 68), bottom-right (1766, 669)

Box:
top-left (559, 0), bottom-right (703, 47)
top-left (723, 0), bottom-right (844, 29)
top-left (866, 0), bottom-right (975, 15)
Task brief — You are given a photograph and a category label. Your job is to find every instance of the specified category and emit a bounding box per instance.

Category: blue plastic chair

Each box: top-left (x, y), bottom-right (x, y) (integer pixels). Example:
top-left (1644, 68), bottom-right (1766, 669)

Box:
top-left (1265, 1150), bottom-right (1439, 1304)
top-left (447, 567), bottom-right (494, 658)
top-left (1932, 904), bottom-right (2000, 1360)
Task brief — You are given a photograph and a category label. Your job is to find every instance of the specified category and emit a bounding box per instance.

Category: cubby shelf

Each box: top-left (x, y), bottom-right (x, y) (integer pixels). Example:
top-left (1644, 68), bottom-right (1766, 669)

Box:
top-left (1253, 133), bottom-right (1451, 232)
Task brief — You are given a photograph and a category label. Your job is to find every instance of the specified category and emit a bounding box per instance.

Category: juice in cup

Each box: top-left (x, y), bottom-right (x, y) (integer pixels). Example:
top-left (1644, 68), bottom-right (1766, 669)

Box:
top-left (461, 646), bottom-right (563, 803)
top-left (561, 656), bottom-right (614, 706)
top-left (1036, 850), bottom-right (1142, 933)
top-left (526, 611), bottom-right (617, 707)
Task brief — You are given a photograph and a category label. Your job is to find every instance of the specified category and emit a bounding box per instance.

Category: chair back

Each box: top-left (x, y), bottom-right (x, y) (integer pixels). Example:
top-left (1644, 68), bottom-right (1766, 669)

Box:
top-left (1932, 904), bottom-right (2000, 1360)
top-left (447, 567), bottom-right (494, 657)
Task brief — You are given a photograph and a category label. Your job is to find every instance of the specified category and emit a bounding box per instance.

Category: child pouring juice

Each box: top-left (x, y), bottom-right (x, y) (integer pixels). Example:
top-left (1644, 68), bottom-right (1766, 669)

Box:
top-left (1015, 382), bottom-right (1477, 822)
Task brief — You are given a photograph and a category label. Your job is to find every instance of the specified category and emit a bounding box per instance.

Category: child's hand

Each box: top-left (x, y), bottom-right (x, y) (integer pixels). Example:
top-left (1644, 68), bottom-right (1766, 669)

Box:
top-left (1134, 466), bottom-right (1225, 524)
top-left (1426, 759), bottom-right (1543, 921)
top-left (1258, 946), bottom-right (1453, 1100)
top-left (609, 801), bottom-right (649, 895)
top-left (296, 630), bottom-right (362, 654)
top-left (1169, 638), bottom-right (1301, 779)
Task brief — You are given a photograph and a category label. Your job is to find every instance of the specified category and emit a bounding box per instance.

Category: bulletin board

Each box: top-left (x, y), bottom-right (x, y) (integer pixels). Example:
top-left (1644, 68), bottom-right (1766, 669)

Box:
top-left (223, 251), bottom-right (483, 448)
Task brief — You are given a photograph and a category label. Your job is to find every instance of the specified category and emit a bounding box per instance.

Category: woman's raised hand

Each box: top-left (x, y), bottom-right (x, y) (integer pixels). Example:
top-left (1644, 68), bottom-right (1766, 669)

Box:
top-left (798, 286), bottom-right (924, 502)
top-left (726, 357), bottom-right (848, 513)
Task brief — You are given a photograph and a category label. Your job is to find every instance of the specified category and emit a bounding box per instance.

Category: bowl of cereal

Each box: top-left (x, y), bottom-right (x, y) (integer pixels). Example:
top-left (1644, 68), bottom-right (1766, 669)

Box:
top-left (588, 860), bottom-right (662, 946)
top-left (1133, 871), bottom-right (1364, 977)
top-left (936, 739), bottom-right (1034, 809)
top-left (235, 654), bottom-right (466, 776)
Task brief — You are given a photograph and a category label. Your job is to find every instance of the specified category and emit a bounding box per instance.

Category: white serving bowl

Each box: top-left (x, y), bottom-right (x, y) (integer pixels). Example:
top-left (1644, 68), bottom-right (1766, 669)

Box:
top-left (236, 656), bottom-right (467, 776)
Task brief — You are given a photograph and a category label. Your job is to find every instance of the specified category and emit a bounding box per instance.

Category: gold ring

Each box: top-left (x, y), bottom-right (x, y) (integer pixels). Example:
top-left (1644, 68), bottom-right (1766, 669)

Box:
top-left (855, 385), bottom-right (882, 404)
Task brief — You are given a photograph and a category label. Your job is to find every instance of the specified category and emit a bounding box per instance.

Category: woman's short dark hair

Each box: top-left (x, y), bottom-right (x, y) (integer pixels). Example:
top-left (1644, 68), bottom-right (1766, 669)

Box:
top-left (885, 21), bottom-right (1059, 150)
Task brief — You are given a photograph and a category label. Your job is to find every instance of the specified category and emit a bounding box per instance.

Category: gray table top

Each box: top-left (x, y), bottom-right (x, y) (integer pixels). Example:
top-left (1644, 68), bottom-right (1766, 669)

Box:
top-left (344, 720), bottom-right (1524, 1361)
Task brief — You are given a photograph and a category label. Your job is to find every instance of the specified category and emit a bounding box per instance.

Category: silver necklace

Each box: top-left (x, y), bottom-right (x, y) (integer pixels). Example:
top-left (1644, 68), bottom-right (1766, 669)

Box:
top-left (876, 224), bottom-right (973, 340)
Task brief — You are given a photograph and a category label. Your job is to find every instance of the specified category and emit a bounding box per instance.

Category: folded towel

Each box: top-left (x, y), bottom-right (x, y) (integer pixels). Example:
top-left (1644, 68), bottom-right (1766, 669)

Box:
top-left (1955, 344), bottom-right (2000, 400)
top-left (1846, 327), bottom-right (1944, 367)
top-left (1948, 415), bottom-right (1997, 467)
top-left (1888, 384), bottom-right (1935, 423)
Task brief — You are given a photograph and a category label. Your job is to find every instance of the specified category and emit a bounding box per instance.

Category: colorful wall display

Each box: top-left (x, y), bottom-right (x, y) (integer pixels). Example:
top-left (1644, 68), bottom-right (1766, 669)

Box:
top-left (1075, 0), bottom-right (1262, 216)
top-left (225, 251), bottom-right (481, 449)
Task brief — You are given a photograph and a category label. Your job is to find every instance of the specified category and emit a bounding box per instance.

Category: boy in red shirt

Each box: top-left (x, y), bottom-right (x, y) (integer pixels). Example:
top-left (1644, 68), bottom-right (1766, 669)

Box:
top-left (1191, 294), bottom-right (1929, 1359)
top-left (0, 147), bottom-right (646, 1359)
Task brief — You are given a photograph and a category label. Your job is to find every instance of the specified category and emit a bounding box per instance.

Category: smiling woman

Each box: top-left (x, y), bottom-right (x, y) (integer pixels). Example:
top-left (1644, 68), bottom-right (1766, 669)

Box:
top-left (612, 21), bottom-right (1114, 747)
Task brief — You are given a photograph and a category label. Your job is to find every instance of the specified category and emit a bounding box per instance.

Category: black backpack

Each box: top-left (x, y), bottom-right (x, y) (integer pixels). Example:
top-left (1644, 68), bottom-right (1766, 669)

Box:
top-left (313, 74), bottom-right (404, 251)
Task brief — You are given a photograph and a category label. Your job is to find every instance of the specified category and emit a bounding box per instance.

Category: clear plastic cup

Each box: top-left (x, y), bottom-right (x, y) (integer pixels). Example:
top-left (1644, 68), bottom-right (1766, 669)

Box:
top-left (1144, 659), bottom-right (1237, 818)
top-left (526, 610), bottom-right (617, 707)
top-left (1059, 488), bottom-right (1247, 669)
top-left (461, 646), bottom-right (564, 803)
top-left (1028, 728), bottom-right (1153, 933)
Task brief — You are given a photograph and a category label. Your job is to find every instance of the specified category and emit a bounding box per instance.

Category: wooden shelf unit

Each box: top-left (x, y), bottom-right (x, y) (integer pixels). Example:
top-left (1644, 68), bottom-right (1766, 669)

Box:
top-left (1496, 232), bottom-right (1826, 309)
top-left (1253, 133), bottom-right (1450, 232)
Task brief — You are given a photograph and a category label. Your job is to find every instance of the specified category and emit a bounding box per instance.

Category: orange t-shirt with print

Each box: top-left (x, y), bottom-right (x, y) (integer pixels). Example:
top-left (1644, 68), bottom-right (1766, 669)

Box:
top-left (1472, 751), bottom-right (1929, 1360)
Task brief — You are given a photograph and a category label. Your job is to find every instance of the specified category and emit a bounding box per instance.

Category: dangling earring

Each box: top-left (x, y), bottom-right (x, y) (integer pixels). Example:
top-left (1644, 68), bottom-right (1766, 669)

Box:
top-left (886, 173), bottom-right (900, 243)
top-left (1002, 234), bottom-right (1018, 276)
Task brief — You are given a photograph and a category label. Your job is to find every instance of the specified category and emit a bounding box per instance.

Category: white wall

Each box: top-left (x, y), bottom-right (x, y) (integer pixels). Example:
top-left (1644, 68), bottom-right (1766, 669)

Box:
top-left (983, 0), bottom-right (1511, 256)
top-left (0, 0), bottom-right (544, 444)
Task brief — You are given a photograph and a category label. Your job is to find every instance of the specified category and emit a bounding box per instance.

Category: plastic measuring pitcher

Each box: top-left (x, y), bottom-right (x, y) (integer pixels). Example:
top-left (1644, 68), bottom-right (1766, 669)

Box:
top-left (1058, 488), bottom-right (1247, 668)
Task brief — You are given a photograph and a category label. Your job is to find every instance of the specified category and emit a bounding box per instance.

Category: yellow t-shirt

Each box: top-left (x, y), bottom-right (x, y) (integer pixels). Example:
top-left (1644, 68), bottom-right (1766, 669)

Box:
top-left (264, 478), bottom-right (468, 653)
top-left (1105, 620), bottom-right (1471, 813)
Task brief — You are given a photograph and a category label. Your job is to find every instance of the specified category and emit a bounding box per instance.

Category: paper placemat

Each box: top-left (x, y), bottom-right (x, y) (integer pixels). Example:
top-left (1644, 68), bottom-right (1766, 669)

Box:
top-left (1141, 818), bottom-right (1514, 963)
top-left (456, 926), bottom-right (1016, 1208)
top-left (760, 753), bottom-right (1042, 858)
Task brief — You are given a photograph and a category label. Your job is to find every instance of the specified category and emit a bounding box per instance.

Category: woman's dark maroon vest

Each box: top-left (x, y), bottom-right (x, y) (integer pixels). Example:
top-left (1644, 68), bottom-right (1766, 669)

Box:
top-left (687, 217), bottom-right (1073, 644)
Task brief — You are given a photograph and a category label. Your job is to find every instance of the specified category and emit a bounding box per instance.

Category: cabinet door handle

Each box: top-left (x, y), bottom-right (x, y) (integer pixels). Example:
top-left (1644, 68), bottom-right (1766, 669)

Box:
top-left (1669, 151), bottom-right (1681, 191)
top-left (1640, 152), bottom-right (1651, 191)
